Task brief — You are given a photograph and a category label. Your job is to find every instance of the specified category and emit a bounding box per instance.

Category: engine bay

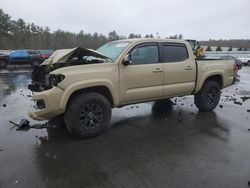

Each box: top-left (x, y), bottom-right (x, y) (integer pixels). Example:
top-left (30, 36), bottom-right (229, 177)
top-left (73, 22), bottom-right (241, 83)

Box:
top-left (28, 47), bottom-right (110, 92)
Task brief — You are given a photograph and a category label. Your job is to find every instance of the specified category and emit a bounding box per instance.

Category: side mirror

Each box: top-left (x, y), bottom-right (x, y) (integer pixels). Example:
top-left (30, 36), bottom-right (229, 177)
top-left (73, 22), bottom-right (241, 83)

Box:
top-left (122, 54), bottom-right (132, 66)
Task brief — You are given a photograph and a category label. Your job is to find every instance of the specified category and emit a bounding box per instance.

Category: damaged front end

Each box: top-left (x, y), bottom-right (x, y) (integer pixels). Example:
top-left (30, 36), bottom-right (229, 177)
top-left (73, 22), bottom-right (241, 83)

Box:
top-left (28, 66), bottom-right (66, 92)
top-left (28, 65), bottom-right (53, 92)
top-left (28, 47), bottom-right (110, 92)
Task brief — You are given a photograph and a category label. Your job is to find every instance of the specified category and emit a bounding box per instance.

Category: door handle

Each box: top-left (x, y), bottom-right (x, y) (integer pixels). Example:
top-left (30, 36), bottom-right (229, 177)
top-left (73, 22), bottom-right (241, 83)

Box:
top-left (185, 66), bottom-right (193, 70)
top-left (153, 68), bottom-right (163, 73)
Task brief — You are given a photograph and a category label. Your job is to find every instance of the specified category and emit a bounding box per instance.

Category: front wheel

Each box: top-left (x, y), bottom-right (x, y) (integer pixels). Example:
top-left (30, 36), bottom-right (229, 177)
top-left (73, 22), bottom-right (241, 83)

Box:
top-left (64, 92), bottom-right (111, 139)
top-left (195, 80), bottom-right (221, 112)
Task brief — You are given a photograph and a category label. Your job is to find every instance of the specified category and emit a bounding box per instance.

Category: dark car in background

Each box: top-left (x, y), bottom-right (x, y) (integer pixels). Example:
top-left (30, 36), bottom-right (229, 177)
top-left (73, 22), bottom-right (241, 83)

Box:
top-left (37, 50), bottom-right (54, 60)
top-left (8, 50), bottom-right (43, 67)
top-left (220, 55), bottom-right (243, 70)
top-left (0, 53), bottom-right (9, 68)
top-left (0, 50), bottom-right (13, 68)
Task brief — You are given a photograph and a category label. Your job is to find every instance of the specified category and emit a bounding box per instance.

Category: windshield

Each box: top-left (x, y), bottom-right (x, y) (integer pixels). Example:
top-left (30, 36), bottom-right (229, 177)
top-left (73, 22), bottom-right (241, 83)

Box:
top-left (96, 41), bottom-right (130, 61)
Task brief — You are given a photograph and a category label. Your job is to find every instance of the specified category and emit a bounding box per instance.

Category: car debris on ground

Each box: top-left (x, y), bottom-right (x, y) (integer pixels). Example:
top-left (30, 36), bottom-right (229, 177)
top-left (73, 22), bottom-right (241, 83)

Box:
top-left (241, 96), bottom-right (250, 102)
top-left (9, 119), bottom-right (48, 130)
top-left (234, 101), bottom-right (243, 105)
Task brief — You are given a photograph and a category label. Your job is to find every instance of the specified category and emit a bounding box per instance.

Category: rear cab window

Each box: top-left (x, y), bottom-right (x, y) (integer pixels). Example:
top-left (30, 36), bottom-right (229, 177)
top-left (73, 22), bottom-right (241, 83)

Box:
top-left (161, 43), bottom-right (189, 62)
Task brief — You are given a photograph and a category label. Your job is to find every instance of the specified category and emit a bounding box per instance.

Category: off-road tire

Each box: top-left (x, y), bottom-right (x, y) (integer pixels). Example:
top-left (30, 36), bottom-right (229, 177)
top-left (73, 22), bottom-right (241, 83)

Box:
top-left (195, 80), bottom-right (221, 112)
top-left (64, 92), bottom-right (111, 139)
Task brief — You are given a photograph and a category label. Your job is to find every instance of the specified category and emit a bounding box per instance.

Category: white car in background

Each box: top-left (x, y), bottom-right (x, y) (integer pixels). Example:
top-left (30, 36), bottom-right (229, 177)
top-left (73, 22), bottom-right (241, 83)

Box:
top-left (237, 57), bottom-right (250, 65)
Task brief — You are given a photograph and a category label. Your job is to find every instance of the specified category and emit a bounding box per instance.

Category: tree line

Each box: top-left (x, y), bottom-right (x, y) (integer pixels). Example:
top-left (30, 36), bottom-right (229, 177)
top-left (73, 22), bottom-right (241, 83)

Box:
top-left (200, 39), bottom-right (250, 50)
top-left (0, 9), bottom-right (249, 50)
top-left (0, 9), bottom-right (158, 50)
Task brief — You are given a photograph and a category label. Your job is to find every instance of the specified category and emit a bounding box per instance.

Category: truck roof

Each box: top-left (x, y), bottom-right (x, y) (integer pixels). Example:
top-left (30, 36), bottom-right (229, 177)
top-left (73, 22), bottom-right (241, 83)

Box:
top-left (114, 38), bottom-right (188, 44)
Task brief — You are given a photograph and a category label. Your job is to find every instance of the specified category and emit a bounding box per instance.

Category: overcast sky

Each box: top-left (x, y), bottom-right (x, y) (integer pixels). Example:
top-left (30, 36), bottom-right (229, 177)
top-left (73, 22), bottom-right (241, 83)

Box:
top-left (1, 0), bottom-right (249, 40)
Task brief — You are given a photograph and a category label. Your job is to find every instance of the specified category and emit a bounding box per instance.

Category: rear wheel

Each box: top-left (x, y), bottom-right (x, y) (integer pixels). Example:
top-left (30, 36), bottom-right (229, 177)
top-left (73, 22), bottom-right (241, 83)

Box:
top-left (64, 92), bottom-right (111, 139)
top-left (195, 80), bottom-right (221, 112)
top-left (0, 60), bottom-right (7, 69)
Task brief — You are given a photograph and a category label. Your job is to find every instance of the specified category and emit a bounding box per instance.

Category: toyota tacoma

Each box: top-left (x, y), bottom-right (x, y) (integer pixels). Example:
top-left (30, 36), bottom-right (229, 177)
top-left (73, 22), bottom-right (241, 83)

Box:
top-left (28, 39), bottom-right (235, 138)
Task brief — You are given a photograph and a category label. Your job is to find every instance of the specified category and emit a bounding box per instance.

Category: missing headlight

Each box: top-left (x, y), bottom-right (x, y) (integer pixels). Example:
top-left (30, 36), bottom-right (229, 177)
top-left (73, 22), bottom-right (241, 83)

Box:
top-left (50, 74), bottom-right (65, 86)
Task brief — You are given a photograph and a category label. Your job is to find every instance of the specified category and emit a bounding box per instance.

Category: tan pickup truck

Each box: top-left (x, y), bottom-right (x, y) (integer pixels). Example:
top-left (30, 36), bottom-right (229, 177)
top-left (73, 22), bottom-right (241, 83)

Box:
top-left (28, 38), bottom-right (235, 138)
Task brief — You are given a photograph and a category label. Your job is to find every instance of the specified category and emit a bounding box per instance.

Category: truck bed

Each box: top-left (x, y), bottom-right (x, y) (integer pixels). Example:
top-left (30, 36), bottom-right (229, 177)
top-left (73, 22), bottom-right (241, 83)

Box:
top-left (194, 59), bottom-right (234, 93)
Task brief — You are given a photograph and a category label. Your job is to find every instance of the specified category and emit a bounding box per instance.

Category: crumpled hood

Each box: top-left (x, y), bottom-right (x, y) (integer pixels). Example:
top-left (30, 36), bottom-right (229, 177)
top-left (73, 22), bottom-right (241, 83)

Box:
top-left (42, 47), bottom-right (109, 65)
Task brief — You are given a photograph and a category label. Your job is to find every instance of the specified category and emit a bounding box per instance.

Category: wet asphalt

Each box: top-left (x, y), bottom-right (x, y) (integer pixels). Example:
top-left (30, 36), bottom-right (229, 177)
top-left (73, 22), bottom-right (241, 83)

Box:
top-left (0, 67), bottom-right (250, 188)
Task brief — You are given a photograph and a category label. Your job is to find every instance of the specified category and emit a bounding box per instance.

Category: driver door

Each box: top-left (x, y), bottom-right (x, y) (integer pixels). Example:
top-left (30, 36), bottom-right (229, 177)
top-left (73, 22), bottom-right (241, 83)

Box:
top-left (119, 43), bottom-right (164, 104)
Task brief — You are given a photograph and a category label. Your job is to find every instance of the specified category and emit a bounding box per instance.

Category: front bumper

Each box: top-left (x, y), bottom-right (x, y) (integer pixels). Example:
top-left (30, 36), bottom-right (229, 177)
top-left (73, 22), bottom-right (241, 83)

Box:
top-left (29, 87), bottom-right (65, 120)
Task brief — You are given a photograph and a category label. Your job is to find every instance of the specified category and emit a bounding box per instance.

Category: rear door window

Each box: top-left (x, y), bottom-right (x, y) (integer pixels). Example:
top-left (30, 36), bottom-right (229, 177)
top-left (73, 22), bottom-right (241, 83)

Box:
top-left (162, 43), bottom-right (189, 62)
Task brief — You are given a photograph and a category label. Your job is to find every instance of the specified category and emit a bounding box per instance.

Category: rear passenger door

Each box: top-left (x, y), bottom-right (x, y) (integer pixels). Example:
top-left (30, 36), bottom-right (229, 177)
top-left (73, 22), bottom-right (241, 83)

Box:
top-left (161, 43), bottom-right (196, 97)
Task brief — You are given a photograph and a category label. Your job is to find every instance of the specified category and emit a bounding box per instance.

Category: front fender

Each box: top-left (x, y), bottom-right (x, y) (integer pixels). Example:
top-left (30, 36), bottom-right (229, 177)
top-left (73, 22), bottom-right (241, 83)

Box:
top-left (59, 79), bottom-right (119, 110)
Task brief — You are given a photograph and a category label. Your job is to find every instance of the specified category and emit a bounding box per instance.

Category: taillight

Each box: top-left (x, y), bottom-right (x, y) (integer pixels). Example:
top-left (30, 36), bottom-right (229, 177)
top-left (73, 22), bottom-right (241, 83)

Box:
top-left (233, 63), bottom-right (237, 72)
